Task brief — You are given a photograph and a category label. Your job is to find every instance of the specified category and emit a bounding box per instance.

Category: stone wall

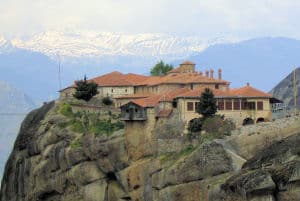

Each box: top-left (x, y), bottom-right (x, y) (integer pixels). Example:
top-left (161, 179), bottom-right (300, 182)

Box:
top-left (226, 115), bottom-right (300, 159)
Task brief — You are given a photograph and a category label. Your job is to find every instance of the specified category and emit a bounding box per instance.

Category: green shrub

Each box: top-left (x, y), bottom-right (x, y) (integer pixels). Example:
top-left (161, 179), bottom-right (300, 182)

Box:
top-left (70, 138), bottom-right (82, 149)
top-left (73, 75), bottom-right (98, 101)
top-left (102, 96), bottom-right (113, 106)
top-left (58, 121), bottom-right (70, 128)
top-left (60, 103), bottom-right (73, 117)
top-left (188, 118), bottom-right (203, 133)
top-left (71, 121), bottom-right (86, 133)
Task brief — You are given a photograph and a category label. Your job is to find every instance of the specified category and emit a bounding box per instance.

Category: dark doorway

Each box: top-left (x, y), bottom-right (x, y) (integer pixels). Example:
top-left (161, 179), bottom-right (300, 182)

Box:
top-left (243, 118), bottom-right (254, 126)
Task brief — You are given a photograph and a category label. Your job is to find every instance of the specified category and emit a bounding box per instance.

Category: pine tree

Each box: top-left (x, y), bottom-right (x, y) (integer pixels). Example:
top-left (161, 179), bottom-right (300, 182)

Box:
top-left (150, 60), bottom-right (173, 76)
top-left (73, 75), bottom-right (98, 101)
top-left (196, 88), bottom-right (217, 118)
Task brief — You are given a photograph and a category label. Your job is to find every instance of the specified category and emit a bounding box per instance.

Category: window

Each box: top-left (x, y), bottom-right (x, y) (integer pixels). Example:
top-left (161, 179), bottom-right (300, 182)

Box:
top-left (247, 102), bottom-right (256, 110)
top-left (257, 101), bottom-right (263, 110)
top-left (241, 100), bottom-right (247, 110)
top-left (195, 102), bottom-right (200, 111)
top-left (111, 89), bottom-right (114, 93)
top-left (218, 100), bottom-right (224, 110)
top-left (172, 101), bottom-right (178, 108)
top-left (233, 100), bottom-right (240, 110)
top-left (187, 102), bottom-right (194, 111)
top-left (125, 89), bottom-right (128, 93)
top-left (215, 84), bottom-right (219, 89)
top-left (225, 100), bottom-right (232, 110)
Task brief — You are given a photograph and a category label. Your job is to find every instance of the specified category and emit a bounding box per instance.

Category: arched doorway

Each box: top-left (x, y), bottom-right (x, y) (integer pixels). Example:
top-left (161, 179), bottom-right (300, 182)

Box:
top-left (243, 118), bottom-right (254, 126)
top-left (256, 117), bottom-right (265, 123)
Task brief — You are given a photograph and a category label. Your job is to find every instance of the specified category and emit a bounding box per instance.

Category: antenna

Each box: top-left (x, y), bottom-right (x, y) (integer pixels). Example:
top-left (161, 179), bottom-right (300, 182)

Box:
top-left (57, 53), bottom-right (62, 91)
top-left (294, 67), bottom-right (298, 114)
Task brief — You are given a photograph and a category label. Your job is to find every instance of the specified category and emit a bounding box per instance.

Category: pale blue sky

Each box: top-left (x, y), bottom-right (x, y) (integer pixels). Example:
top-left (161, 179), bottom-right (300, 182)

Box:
top-left (1, 0), bottom-right (300, 39)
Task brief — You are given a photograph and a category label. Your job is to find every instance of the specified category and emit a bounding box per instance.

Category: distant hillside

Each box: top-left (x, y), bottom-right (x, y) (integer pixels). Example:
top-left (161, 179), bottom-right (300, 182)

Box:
top-left (179, 37), bottom-right (300, 91)
top-left (270, 68), bottom-right (300, 108)
top-left (0, 80), bottom-right (36, 181)
top-left (2, 36), bottom-right (300, 102)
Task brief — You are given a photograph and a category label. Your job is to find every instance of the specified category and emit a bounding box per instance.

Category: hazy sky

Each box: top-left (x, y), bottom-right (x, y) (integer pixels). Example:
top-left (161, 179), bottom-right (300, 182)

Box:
top-left (1, 0), bottom-right (300, 38)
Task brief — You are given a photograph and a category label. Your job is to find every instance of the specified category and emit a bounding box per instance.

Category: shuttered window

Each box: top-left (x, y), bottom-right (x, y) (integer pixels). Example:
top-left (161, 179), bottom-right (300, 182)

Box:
top-left (241, 100), bottom-right (247, 110)
top-left (225, 100), bottom-right (232, 110)
top-left (257, 101), bottom-right (263, 110)
top-left (218, 100), bottom-right (224, 110)
top-left (233, 100), bottom-right (240, 110)
top-left (187, 102), bottom-right (194, 111)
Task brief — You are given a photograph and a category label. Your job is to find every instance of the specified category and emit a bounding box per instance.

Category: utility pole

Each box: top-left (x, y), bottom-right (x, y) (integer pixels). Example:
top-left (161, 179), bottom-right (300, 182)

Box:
top-left (57, 53), bottom-right (62, 91)
top-left (294, 67), bottom-right (298, 115)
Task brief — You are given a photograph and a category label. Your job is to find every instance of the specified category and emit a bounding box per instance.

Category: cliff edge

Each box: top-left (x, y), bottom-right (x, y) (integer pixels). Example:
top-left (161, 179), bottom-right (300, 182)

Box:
top-left (1, 101), bottom-right (300, 201)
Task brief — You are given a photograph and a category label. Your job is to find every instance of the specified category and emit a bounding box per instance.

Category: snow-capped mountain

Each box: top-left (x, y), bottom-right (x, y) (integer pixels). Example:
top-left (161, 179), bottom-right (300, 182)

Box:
top-left (0, 36), bottom-right (13, 53)
top-left (10, 31), bottom-right (240, 60)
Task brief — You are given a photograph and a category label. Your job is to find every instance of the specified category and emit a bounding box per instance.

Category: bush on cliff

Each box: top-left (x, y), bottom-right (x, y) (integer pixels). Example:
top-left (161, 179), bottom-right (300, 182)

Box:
top-left (102, 96), bottom-right (113, 106)
top-left (73, 75), bottom-right (98, 101)
top-left (60, 103), bottom-right (73, 117)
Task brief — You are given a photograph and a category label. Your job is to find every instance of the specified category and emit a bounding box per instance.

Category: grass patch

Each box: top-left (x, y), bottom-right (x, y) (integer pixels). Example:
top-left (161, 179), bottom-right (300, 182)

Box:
top-left (57, 102), bottom-right (124, 136)
top-left (71, 120), bottom-right (87, 133)
top-left (60, 103), bottom-right (73, 117)
top-left (70, 138), bottom-right (82, 149)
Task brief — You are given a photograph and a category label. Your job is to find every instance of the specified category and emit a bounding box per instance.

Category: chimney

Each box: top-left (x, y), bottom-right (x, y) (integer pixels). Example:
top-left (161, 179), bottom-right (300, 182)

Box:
top-left (247, 82), bottom-right (250, 87)
top-left (218, 69), bottom-right (222, 80)
top-left (199, 71), bottom-right (203, 76)
top-left (205, 70), bottom-right (209, 78)
top-left (210, 69), bottom-right (214, 79)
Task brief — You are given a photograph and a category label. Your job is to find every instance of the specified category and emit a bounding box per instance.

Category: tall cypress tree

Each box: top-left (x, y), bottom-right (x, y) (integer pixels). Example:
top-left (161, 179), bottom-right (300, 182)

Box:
top-left (196, 88), bottom-right (217, 118)
top-left (73, 75), bottom-right (98, 101)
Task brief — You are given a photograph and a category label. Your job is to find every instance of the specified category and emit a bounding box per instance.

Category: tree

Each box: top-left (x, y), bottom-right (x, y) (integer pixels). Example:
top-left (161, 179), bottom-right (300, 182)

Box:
top-left (73, 75), bottom-right (98, 101)
top-left (102, 96), bottom-right (113, 106)
top-left (196, 88), bottom-right (217, 118)
top-left (150, 60), bottom-right (173, 76)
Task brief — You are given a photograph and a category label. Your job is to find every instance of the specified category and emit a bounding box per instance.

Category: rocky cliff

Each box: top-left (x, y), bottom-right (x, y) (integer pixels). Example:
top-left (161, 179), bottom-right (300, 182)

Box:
top-left (1, 101), bottom-right (300, 201)
top-left (270, 67), bottom-right (300, 108)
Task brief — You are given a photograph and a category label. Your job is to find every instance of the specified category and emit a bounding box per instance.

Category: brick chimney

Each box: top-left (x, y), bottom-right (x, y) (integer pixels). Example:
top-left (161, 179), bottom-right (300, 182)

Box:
top-left (210, 69), bottom-right (214, 79)
top-left (218, 69), bottom-right (222, 80)
top-left (205, 70), bottom-right (209, 78)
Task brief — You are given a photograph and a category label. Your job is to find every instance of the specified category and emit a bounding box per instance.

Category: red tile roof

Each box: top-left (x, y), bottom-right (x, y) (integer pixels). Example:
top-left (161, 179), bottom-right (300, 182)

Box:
top-left (176, 87), bottom-right (233, 98)
top-left (131, 94), bottom-right (163, 108)
top-left (230, 84), bottom-right (271, 98)
top-left (91, 71), bottom-right (148, 87)
top-left (181, 61), bottom-right (195, 65)
top-left (158, 88), bottom-right (190, 102)
top-left (114, 93), bottom-right (153, 99)
top-left (139, 73), bottom-right (229, 86)
top-left (176, 85), bottom-right (271, 99)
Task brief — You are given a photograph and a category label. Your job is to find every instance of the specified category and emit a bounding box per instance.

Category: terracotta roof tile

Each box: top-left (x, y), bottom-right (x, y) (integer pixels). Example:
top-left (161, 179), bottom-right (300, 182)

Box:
top-left (114, 93), bottom-right (153, 99)
top-left (159, 88), bottom-right (190, 102)
top-left (177, 87), bottom-right (234, 98)
top-left (176, 85), bottom-right (271, 99)
top-left (90, 71), bottom-right (148, 86)
top-left (230, 85), bottom-right (271, 98)
top-left (131, 94), bottom-right (163, 108)
top-left (181, 61), bottom-right (195, 65)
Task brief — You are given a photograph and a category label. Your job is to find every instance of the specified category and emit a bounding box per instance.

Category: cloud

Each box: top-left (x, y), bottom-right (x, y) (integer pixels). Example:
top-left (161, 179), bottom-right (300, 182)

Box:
top-left (1, 0), bottom-right (300, 38)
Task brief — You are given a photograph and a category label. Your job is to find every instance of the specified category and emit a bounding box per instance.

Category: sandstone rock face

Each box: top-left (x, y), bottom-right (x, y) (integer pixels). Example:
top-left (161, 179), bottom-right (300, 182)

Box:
top-left (1, 101), bottom-right (300, 201)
